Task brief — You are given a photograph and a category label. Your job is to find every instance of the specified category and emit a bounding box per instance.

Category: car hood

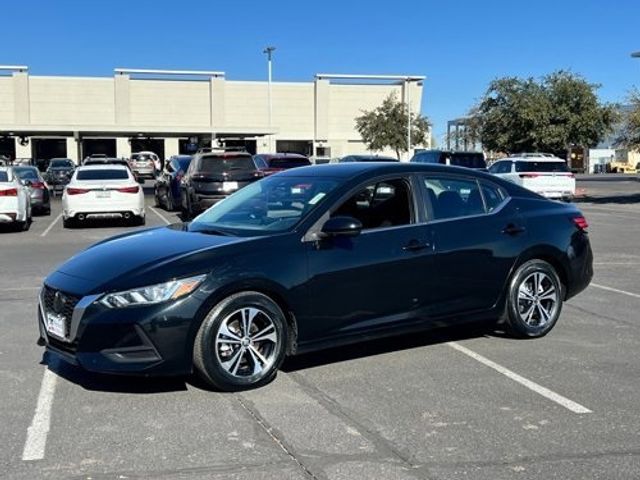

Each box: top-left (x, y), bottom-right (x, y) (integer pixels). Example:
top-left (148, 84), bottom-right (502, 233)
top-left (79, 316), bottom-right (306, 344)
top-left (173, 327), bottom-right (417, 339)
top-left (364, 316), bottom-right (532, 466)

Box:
top-left (46, 225), bottom-right (246, 295)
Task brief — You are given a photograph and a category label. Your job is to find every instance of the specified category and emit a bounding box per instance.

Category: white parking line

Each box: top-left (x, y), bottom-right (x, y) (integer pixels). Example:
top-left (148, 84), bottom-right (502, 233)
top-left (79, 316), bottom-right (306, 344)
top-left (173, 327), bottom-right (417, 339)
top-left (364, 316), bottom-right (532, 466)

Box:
top-left (591, 283), bottom-right (640, 299)
top-left (149, 206), bottom-right (171, 225)
top-left (448, 342), bottom-right (592, 414)
top-left (22, 369), bottom-right (58, 461)
top-left (40, 213), bottom-right (62, 237)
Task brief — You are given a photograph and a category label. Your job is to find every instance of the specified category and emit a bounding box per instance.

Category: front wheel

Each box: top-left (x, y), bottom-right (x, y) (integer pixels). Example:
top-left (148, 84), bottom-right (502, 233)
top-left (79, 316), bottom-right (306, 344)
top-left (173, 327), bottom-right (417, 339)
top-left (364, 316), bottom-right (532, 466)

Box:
top-left (504, 259), bottom-right (563, 338)
top-left (193, 292), bottom-right (288, 391)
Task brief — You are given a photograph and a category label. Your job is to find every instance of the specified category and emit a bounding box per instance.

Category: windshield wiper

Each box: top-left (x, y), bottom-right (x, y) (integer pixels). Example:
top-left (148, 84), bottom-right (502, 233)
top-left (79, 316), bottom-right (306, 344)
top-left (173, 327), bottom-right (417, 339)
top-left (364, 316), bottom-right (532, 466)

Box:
top-left (189, 226), bottom-right (232, 236)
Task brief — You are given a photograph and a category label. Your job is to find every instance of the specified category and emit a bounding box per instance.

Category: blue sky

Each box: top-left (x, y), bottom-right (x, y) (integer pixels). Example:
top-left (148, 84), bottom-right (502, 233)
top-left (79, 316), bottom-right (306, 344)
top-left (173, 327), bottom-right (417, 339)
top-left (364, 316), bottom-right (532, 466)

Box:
top-left (3, 0), bottom-right (640, 142)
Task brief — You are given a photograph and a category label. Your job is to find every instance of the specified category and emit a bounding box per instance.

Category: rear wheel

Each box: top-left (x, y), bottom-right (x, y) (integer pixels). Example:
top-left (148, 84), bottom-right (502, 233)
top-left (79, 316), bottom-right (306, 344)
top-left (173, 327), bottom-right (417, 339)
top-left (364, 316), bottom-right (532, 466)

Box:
top-left (166, 190), bottom-right (174, 211)
top-left (504, 259), bottom-right (563, 338)
top-left (62, 217), bottom-right (75, 229)
top-left (193, 292), bottom-right (288, 391)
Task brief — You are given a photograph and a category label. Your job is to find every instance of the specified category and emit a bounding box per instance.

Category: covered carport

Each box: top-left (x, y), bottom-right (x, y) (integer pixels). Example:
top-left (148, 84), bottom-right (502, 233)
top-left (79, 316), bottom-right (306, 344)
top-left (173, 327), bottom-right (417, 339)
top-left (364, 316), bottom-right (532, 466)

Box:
top-left (81, 138), bottom-right (116, 159)
top-left (32, 138), bottom-right (66, 160)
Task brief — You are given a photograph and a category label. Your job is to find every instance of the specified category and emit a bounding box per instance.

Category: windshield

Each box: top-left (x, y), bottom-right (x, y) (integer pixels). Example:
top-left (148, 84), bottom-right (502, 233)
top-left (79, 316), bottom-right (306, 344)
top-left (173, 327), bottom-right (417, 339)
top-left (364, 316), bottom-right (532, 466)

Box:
top-left (190, 175), bottom-right (338, 235)
top-left (515, 161), bottom-right (569, 173)
top-left (199, 155), bottom-right (256, 173)
top-left (268, 157), bottom-right (311, 169)
top-left (50, 159), bottom-right (73, 168)
top-left (451, 153), bottom-right (486, 169)
top-left (13, 167), bottom-right (39, 180)
top-left (76, 169), bottom-right (129, 180)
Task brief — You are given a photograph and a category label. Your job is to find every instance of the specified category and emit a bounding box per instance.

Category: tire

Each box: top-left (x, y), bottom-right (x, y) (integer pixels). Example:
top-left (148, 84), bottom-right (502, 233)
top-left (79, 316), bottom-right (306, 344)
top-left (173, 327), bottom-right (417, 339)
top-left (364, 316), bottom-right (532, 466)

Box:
top-left (504, 259), bottom-right (563, 338)
top-left (193, 292), bottom-right (288, 391)
top-left (136, 215), bottom-right (146, 226)
top-left (166, 190), bottom-right (174, 211)
top-left (63, 217), bottom-right (74, 229)
top-left (154, 191), bottom-right (161, 208)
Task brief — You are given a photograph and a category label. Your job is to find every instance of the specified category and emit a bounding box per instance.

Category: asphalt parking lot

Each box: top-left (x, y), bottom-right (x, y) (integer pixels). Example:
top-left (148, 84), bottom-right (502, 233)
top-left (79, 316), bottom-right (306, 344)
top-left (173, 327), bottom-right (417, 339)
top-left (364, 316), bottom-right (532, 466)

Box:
top-left (2, 176), bottom-right (640, 480)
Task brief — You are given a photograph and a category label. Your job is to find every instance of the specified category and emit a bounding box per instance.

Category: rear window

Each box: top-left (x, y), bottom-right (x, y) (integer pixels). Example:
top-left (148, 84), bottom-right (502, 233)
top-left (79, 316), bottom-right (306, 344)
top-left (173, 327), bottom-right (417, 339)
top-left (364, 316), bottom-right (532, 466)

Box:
top-left (451, 153), bottom-right (486, 169)
top-left (0, 172), bottom-right (8, 182)
top-left (268, 157), bottom-right (311, 169)
top-left (50, 159), bottom-right (73, 168)
top-left (515, 161), bottom-right (569, 173)
top-left (14, 168), bottom-right (39, 180)
top-left (199, 155), bottom-right (256, 173)
top-left (177, 157), bottom-right (192, 170)
top-left (132, 154), bottom-right (152, 162)
top-left (76, 169), bottom-right (129, 180)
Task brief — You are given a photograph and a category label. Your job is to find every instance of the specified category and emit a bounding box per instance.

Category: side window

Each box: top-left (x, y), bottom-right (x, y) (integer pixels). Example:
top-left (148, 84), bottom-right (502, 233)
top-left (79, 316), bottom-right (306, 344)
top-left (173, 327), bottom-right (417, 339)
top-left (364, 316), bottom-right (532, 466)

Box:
top-left (502, 161), bottom-right (513, 173)
top-left (488, 162), bottom-right (501, 174)
top-left (423, 176), bottom-right (485, 220)
top-left (331, 178), bottom-right (413, 230)
top-left (480, 181), bottom-right (507, 212)
top-left (254, 156), bottom-right (267, 169)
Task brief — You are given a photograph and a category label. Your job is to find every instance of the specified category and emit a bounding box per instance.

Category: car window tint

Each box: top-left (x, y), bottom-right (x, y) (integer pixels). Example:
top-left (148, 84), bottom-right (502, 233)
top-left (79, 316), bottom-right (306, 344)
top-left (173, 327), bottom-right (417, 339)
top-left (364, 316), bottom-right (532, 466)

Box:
top-left (0, 171), bottom-right (8, 182)
top-left (14, 168), bottom-right (39, 180)
top-left (515, 161), bottom-right (569, 172)
top-left (332, 178), bottom-right (412, 230)
top-left (480, 182), bottom-right (506, 212)
top-left (253, 156), bottom-right (268, 169)
top-left (199, 155), bottom-right (255, 172)
top-left (76, 169), bottom-right (129, 180)
top-left (423, 177), bottom-right (485, 220)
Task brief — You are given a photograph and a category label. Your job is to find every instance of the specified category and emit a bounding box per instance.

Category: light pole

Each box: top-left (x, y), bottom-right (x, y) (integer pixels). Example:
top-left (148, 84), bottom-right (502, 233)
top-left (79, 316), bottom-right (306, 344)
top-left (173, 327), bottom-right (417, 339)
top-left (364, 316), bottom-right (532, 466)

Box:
top-left (263, 46), bottom-right (276, 151)
top-left (406, 79), bottom-right (412, 161)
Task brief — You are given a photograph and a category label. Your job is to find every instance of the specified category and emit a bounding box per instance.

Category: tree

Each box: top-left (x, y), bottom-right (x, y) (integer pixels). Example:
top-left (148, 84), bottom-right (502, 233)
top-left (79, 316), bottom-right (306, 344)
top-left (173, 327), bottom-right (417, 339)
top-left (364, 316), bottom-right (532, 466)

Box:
top-left (616, 89), bottom-right (640, 150)
top-left (471, 71), bottom-right (618, 155)
top-left (355, 93), bottom-right (430, 159)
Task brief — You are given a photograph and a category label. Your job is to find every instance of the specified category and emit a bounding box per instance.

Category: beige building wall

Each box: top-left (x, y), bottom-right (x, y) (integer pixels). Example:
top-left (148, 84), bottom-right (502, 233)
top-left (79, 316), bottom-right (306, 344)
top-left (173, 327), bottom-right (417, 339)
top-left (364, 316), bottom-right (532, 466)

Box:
top-left (0, 70), bottom-right (424, 161)
top-left (0, 76), bottom-right (14, 123)
top-left (29, 77), bottom-right (115, 125)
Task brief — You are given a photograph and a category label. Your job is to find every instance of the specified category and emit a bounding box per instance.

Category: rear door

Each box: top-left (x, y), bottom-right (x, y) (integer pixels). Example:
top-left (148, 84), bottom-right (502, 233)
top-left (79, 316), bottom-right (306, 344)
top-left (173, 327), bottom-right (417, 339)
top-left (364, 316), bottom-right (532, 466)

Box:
top-left (420, 174), bottom-right (525, 317)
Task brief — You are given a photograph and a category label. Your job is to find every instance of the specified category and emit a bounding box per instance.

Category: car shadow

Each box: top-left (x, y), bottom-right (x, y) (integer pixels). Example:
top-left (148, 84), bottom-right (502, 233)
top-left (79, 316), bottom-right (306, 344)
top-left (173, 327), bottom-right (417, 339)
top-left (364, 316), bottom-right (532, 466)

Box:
top-left (575, 193), bottom-right (640, 205)
top-left (41, 322), bottom-right (503, 394)
top-left (281, 321), bottom-right (496, 373)
top-left (42, 352), bottom-right (189, 394)
top-left (65, 218), bottom-right (140, 229)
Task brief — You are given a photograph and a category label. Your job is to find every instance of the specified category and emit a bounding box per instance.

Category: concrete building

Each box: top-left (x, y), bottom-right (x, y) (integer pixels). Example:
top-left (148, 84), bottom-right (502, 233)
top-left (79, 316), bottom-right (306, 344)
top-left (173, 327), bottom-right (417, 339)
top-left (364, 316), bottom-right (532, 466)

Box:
top-left (0, 66), bottom-right (425, 163)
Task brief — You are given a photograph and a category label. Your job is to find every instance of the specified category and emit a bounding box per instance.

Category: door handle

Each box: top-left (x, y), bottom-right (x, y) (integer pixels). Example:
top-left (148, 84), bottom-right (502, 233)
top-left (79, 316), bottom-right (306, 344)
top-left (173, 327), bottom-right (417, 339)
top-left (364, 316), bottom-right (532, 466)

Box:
top-left (402, 240), bottom-right (431, 252)
top-left (502, 224), bottom-right (526, 236)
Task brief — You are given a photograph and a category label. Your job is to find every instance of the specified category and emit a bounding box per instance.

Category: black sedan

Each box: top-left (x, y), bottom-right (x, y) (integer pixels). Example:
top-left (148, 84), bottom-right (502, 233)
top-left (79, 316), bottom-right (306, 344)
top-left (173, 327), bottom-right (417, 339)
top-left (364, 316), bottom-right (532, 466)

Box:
top-left (38, 163), bottom-right (593, 391)
top-left (45, 158), bottom-right (75, 195)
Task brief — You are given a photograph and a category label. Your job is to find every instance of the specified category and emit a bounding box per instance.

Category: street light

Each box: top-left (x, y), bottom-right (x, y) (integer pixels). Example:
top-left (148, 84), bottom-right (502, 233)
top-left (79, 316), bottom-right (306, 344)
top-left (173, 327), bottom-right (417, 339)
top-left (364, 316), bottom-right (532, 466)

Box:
top-left (263, 46), bottom-right (276, 151)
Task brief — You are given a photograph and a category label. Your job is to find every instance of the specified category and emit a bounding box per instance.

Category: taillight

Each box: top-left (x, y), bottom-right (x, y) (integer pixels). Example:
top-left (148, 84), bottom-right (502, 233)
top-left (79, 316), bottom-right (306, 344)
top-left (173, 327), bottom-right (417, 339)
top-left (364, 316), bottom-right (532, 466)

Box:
top-left (66, 187), bottom-right (89, 195)
top-left (0, 188), bottom-right (18, 197)
top-left (31, 181), bottom-right (46, 189)
top-left (572, 216), bottom-right (588, 230)
top-left (117, 186), bottom-right (140, 194)
top-left (253, 171), bottom-right (265, 178)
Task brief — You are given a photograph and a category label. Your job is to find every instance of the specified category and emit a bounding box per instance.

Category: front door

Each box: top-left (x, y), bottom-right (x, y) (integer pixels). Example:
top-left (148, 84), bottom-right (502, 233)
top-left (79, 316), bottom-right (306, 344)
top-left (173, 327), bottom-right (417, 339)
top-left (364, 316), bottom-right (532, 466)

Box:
top-left (303, 177), bottom-right (436, 343)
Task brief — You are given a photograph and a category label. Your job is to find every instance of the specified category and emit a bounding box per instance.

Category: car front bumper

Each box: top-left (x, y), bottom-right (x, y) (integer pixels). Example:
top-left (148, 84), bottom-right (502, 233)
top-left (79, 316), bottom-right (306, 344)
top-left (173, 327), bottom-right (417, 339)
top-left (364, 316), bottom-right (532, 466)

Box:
top-left (38, 284), bottom-right (205, 376)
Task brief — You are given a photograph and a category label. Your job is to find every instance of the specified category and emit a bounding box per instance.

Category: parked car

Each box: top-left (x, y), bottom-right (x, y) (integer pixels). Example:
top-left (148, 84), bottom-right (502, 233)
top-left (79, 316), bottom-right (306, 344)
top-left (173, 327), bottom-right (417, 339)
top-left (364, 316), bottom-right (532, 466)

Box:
top-left (0, 156), bottom-right (8, 166)
top-left (411, 150), bottom-right (487, 170)
top-left (131, 151), bottom-right (160, 179)
top-left (253, 153), bottom-right (311, 175)
top-left (180, 150), bottom-right (263, 218)
top-left (38, 163), bottom-right (593, 391)
top-left (338, 154), bottom-right (398, 163)
top-left (13, 158), bottom-right (34, 166)
top-left (0, 166), bottom-right (31, 231)
top-left (45, 158), bottom-right (75, 195)
top-left (62, 165), bottom-right (145, 228)
top-left (154, 154), bottom-right (192, 211)
top-left (13, 166), bottom-right (51, 215)
top-left (488, 154), bottom-right (575, 201)
top-left (82, 153), bottom-right (108, 164)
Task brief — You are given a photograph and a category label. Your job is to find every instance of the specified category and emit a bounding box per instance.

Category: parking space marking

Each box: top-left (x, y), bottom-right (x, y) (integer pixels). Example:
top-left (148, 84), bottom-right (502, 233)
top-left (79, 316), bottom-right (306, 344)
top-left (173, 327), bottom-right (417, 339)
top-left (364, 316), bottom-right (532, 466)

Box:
top-left (22, 369), bottom-right (57, 461)
top-left (40, 213), bottom-right (62, 237)
top-left (149, 206), bottom-right (171, 225)
top-left (591, 283), bottom-right (640, 299)
top-left (448, 342), bottom-right (592, 414)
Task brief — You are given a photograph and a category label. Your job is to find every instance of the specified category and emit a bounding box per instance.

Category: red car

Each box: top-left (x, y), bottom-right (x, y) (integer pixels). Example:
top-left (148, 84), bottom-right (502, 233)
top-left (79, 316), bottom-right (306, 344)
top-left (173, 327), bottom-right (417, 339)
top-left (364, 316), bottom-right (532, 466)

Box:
top-left (253, 153), bottom-right (311, 176)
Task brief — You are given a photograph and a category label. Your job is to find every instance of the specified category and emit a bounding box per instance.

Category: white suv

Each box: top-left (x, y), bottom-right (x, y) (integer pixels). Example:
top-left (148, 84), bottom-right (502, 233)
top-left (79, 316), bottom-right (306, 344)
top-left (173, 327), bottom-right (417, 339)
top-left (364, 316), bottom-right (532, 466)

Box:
top-left (488, 154), bottom-right (575, 201)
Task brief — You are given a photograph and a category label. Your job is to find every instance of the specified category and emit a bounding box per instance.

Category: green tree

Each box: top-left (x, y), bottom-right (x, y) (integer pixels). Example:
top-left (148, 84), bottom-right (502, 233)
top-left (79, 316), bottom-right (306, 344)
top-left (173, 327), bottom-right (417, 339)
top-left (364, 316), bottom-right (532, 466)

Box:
top-left (355, 93), bottom-right (430, 159)
top-left (472, 71), bottom-right (617, 155)
top-left (616, 89), bottom-right (640, 149)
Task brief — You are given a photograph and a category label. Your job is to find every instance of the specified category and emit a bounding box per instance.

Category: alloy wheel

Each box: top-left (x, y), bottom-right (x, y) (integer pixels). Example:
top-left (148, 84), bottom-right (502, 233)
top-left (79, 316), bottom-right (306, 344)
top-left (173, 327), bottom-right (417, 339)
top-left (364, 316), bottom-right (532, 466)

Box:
top-left (517, 272), bottom-right (559, 328)
top-left (215, 307), bottom-right (278, 378)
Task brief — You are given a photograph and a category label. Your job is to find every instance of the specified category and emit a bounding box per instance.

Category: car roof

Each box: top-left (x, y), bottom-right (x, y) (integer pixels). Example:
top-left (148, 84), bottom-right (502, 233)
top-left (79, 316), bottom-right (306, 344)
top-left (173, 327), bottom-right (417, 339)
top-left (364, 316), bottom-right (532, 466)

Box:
top-left (276, 161), bottom-right (496, 179)
top-left (503, 156), bottom-right (565, 162)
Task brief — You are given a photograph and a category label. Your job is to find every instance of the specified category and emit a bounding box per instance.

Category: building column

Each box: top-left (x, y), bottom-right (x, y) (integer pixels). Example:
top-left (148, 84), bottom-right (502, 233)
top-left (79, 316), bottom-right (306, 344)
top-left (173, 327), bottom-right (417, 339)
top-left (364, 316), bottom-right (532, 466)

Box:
top-left (114, 74), bottom-right (130, 125)
top-left (13, 72), bottom-right (30, 125)
top-left (116, 137), bottom-right (131, 158)
top-left (66, 137), bottom-right (79, 164)
top-left (164, 137), bottom-right (179, 158)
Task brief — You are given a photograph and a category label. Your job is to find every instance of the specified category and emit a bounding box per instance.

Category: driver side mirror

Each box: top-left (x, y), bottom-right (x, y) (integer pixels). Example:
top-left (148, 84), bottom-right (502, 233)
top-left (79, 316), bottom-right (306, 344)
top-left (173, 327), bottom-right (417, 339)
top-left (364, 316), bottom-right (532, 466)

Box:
top-left (321, 216), bottom-right (363, 238)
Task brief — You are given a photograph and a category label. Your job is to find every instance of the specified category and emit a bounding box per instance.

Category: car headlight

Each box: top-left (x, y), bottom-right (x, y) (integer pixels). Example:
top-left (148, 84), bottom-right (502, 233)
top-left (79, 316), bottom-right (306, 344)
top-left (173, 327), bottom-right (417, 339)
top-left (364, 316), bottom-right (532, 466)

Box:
top-left (99, 274), bottom-right (206, 308)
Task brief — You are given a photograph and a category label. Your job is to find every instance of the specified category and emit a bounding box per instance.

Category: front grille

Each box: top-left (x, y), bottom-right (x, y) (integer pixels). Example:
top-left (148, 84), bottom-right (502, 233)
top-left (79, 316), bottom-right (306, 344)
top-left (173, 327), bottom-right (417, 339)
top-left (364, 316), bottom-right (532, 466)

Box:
top-left (43, 285), bottom-right (80, 339)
